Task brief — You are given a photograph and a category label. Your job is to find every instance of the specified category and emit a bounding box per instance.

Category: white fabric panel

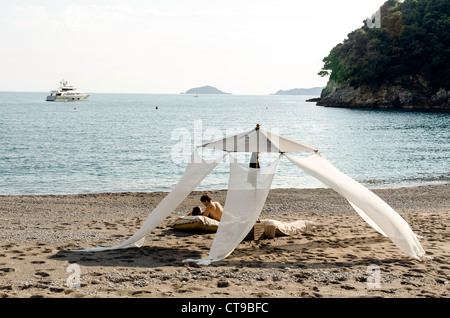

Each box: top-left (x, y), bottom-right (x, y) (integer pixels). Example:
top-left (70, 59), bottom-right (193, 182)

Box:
top-left (76, 149), bottom-right (225, 252)
top-left (200, 127), bottom-right (317, 153)
top-left (286, 153), bottom-right (426, 260)
top-left (261, 129), bottom-right (317, 153)
top-left (347, 200), bottom-right (387, 236)
top-left (184, 155), bottom-right (280, 265)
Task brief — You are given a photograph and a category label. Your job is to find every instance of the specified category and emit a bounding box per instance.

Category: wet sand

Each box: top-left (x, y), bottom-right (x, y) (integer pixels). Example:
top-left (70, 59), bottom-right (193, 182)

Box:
top-left (0, 184), bottom-right (449, 298)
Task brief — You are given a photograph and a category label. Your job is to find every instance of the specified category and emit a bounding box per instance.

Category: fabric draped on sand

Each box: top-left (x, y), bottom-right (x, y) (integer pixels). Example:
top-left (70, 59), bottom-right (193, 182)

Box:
top-left (260, 219), bottom-right (316, 238)
top-left (286, 153), bottom-right (426, 260)
top-left (75, 149), bottom-right (225, 252)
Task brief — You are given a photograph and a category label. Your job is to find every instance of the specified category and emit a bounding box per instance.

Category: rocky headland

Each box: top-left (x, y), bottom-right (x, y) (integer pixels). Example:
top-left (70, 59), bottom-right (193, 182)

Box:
top-left (317, 78), bottom-right (450, 111)
top-left (315, 0), bottom-right (449, 112)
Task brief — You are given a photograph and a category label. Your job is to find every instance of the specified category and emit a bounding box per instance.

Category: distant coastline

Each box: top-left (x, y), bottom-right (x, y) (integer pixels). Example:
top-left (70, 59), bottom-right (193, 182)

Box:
top-left (272, 87), bottom-right (324, 96)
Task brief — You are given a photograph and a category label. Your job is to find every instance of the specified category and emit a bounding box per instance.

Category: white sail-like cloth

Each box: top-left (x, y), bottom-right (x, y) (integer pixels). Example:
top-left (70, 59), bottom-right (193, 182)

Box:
top-left (286, 153), bottom-right (426, 260)
top-left (77, 149), bottom-right (226, 252)
top-left (184, 155), bottom-right (280, 265)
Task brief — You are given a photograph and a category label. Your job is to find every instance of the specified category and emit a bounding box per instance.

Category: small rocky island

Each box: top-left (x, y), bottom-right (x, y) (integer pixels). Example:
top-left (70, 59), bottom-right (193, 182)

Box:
top-left (184, 86), bottom-right (230, 94)
top-left (315, 0), bottom-right (449, 111)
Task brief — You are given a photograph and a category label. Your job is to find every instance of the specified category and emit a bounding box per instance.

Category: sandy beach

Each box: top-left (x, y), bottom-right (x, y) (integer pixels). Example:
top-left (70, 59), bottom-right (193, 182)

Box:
top-left (0, 184), bottom-right (449, 299)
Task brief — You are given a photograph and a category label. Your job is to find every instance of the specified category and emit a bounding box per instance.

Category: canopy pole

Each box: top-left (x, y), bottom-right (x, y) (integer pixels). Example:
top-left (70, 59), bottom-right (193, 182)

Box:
top-left (250, 124), bottom-right (260, 168)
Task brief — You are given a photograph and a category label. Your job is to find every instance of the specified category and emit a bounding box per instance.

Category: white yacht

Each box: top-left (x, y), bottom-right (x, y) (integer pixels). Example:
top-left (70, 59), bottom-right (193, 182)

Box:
top-left (46, 80), bottom-right (90, 101)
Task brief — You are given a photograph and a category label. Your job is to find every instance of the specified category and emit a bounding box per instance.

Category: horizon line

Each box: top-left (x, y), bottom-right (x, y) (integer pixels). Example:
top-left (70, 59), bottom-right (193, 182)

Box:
top-left (0, 89), bottom-right (324, 96)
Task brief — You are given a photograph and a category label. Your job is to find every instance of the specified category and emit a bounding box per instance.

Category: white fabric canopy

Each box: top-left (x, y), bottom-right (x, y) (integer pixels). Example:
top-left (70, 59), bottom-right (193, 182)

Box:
top-left (184, 155), bottom-right (280, 265)
top-left (74, 125), bottom-right (426, 263)
top-left (286, 153), bottom-right (426, 260)
top-left (200, 127), bottom-right (317, 153)
top-left (77, 149), bottom-right (225, 252)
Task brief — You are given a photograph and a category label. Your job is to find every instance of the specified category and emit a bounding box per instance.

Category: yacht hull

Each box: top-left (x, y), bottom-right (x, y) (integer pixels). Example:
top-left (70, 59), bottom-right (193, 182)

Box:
top-left (46, 94), bottom-right (90, 102)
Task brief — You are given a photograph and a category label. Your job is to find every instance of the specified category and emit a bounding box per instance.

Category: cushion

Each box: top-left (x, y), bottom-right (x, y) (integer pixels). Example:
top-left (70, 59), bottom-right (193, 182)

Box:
top-left (171, 215), bottom-right (220, 233)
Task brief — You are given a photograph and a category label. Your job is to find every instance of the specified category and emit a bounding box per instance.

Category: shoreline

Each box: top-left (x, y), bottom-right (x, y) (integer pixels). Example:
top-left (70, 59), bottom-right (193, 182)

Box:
top-left (0, 184), bottom-right (448, 298)
top-left (1, 179), bottom-right (449, 198)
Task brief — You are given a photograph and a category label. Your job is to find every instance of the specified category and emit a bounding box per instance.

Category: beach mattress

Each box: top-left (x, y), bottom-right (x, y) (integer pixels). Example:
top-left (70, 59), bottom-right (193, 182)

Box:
top-left (171, 216), bottom-right (315, 238)
top-left (171, 215), bottom-right (219, 233)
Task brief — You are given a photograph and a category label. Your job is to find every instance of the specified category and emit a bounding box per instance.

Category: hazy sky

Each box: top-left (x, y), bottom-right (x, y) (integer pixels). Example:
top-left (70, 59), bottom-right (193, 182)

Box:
top-left (0, 0), bottom-right (385, 95)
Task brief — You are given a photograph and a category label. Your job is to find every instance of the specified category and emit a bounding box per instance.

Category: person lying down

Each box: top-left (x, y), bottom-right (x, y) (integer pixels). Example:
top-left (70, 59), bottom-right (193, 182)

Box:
top-left (189, 206), bottom-right (202, 216)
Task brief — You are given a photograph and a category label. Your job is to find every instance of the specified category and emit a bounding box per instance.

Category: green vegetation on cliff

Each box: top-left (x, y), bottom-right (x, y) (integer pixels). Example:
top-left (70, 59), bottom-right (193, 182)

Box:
top-left (319, 0), bottom-right (450, 95)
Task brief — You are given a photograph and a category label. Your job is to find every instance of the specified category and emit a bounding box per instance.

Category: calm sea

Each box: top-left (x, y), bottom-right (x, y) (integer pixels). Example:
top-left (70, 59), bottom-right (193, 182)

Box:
top-left (0, 91), bottom-right (449, 195)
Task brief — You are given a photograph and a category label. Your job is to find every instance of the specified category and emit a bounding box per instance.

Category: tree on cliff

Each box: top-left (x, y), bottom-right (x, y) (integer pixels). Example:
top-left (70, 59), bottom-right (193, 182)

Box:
top-left (319, 0), bottom-right (450, 95)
